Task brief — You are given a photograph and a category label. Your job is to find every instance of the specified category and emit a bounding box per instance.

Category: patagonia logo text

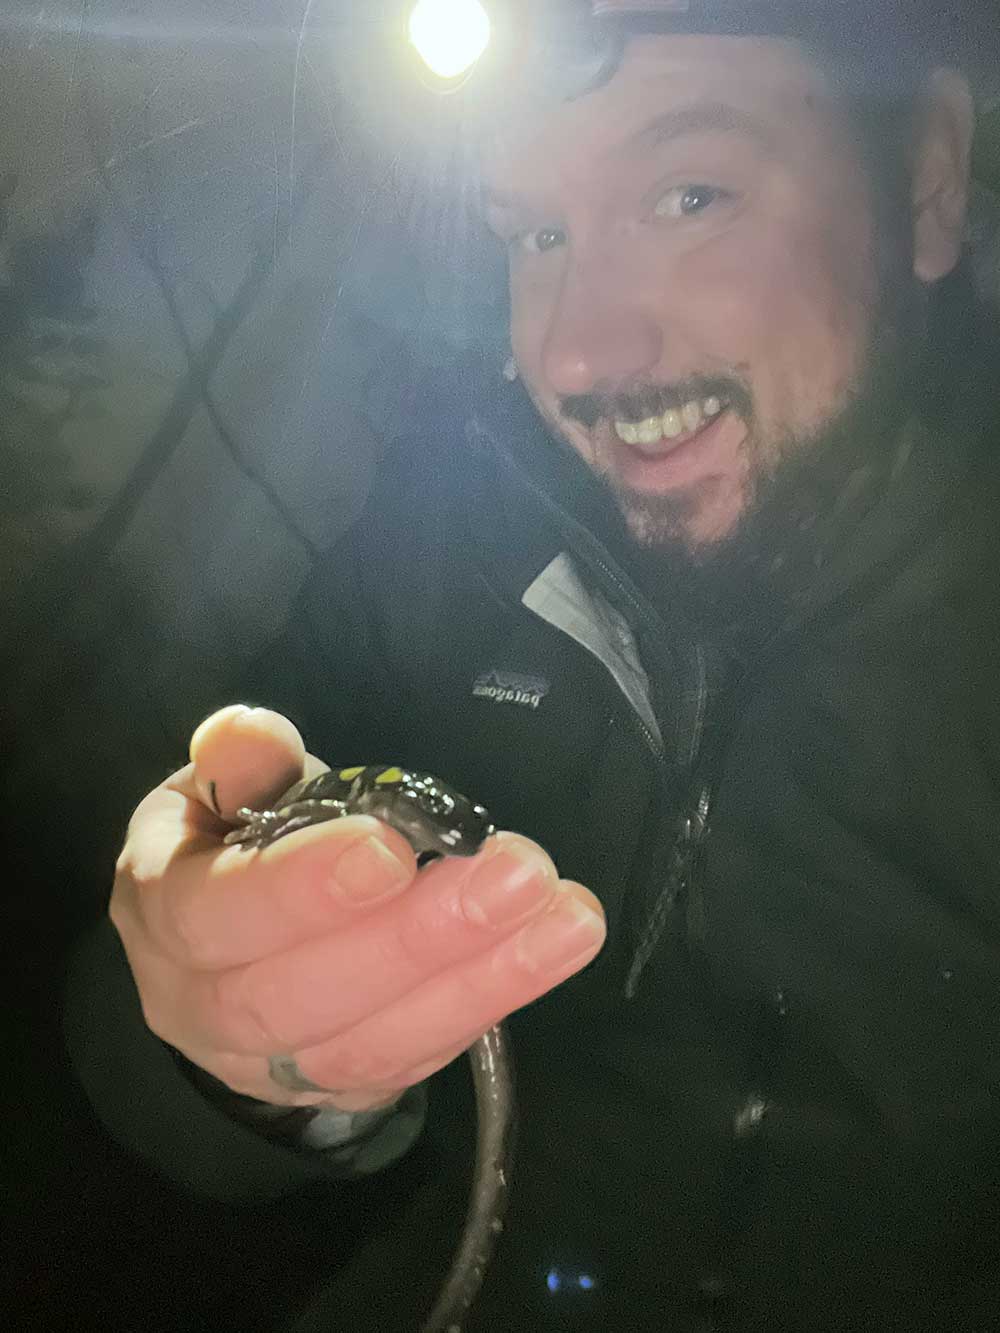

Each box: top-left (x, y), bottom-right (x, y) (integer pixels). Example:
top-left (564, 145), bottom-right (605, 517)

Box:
top-left (472, 669), bottom-right (549, 710)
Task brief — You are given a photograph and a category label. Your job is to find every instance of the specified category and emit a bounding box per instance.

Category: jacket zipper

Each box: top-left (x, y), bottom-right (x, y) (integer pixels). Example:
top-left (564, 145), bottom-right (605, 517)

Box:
top-left (471, 416), bottom-right (787, 1284)
top-left (566, 548), bottom-right (718, 997)
top-left (469, 418), bottom-right (713, 986)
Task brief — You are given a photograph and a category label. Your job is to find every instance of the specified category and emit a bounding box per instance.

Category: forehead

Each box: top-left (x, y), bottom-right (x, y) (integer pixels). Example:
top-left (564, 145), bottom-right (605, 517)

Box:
top-left (483, 34), bottom-right (843, 194)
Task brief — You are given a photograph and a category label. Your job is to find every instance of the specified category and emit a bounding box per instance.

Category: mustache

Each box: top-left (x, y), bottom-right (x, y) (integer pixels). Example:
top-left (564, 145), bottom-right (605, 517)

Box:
top-left (561, 375), bottom-right (753, 430)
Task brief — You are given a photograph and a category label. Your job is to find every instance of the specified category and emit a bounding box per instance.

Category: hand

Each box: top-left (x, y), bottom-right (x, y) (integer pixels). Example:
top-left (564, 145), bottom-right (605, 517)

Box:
top-left (110, 705), bottom-right (607, 1112)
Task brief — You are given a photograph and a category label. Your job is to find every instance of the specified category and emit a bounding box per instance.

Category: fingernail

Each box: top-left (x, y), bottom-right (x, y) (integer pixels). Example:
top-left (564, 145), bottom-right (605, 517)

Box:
top-left (332, 835), bottom-right (412, 903)
top-left (514, 896), bottom-right (606, 972)
top-left (462, 836), bottom-right (557, 927)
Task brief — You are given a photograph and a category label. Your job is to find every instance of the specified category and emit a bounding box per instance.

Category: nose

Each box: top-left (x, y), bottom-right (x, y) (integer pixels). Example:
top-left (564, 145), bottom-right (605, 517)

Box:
top-left (540, 256), bottom-right (664, 399)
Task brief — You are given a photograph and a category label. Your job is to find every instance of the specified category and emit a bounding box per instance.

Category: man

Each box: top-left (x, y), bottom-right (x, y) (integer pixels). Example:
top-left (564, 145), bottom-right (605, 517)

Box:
top-left (66, 2), bottom-right (1000, 1330)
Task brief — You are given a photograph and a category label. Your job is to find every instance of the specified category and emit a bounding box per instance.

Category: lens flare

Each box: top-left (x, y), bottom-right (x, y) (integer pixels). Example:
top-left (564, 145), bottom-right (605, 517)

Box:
top-left (408, 0), bottom-right (491, 79)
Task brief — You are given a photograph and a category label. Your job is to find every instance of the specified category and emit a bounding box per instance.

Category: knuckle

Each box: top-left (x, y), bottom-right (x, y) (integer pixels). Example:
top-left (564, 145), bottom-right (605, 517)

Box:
top-left (108, 894), bottom-right (137, 948)
top-left (139, 998), bottom-right (169, 1043)
top-left (108, 893), bottom-right (125, 932)
top-left (161, 889), bottom-right (221, 970)
top-left (213, 966), bottom-right (285, 1052)
top-left (114, 842), bottom-right (136, 880)
top-left (134, 978), bottom-right (172, 1043)
top-left (128, 954), bottom-right (184, 1045)
top-left (109, 866), bottom-right (142, 932)
top-left (391, 909), bottom-right (439, 974)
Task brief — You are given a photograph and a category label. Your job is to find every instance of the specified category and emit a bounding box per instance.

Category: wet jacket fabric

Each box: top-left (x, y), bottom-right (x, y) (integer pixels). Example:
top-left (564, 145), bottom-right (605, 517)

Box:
top-left (66, 358), bottom-right (1000, 1331)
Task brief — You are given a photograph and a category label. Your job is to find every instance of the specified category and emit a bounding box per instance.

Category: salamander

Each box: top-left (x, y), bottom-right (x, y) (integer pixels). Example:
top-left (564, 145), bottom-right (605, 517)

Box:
top-left (224, 764), bottom-right (516, 1333)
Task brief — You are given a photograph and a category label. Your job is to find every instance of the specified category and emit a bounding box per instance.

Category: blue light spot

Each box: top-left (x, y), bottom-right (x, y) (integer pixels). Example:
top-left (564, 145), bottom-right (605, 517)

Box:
top-left (546, 1269), bottom-right (561, 1293)
top-left (578, 1274), bottom-right (594, 1290)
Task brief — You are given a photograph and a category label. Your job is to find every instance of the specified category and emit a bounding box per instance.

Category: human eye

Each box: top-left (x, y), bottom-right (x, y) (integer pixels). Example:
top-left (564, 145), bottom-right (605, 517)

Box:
top-left (652, 184), bottom-right (731, 221)
top-left (510, 225), bottom-right (567, 255)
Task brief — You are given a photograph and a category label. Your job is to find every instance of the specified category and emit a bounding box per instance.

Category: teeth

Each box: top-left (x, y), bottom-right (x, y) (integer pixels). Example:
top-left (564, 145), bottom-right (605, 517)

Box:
top-left (680, 400), bottom-right (703, 432)
top-left (613, 396), bottom-right (728, 449)
top-left (661, 409), bottom-right (683, 439)
top-left (637, 416), bottom-right (662, 444)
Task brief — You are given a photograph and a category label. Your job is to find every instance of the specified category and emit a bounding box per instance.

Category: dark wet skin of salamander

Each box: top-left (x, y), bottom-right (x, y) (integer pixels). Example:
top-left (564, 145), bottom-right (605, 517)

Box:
top-left (224, 764), bottom-right (516, 1333)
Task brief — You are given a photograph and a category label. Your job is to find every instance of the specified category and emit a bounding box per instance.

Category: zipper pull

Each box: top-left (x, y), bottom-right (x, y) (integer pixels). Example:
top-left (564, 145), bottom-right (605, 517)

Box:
top-left (624, 781), bottom-right (712, 1000)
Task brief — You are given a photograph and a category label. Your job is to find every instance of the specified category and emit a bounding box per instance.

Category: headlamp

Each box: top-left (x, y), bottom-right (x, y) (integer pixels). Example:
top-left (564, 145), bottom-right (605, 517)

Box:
top-left (408, 0), bottom-right (492, 79)
top-left (404, 0), bottom-right (969, 85)
top-left (398, 0), bottom-right (998, 194)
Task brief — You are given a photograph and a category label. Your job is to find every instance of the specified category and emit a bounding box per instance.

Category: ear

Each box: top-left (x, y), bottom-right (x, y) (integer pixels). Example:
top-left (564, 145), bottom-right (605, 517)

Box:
top-left (911, 68), bottom-right (975, 283)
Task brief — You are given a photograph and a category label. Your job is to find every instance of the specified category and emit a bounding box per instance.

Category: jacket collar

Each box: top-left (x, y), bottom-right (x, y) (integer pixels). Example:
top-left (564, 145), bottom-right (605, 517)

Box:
top-left (463, 396), bottom-right (707, 772)
top-left (521, 551), bottom-right (664, 748)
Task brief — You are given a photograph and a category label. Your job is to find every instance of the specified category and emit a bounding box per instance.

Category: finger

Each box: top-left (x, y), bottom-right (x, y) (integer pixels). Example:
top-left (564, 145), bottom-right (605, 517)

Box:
top-left (134, 813), bottom-right (420, 971)
top-left (121, 781), bottom-right (226, 880)
top-left (121, 737), bottom-right (329, 871)
top-left (178, 832), bottom-right (563, 1052)
top-left (262, 884), bottom-right (606, 1093)
top-left (377, 1036), bottom-right (486, 1097)
top-left (173, 1035), bottom-right (479, 1110)
top-left (113, 750), bottom-right (324, 932)
top-left (188, 705), bottom-right (309, 820)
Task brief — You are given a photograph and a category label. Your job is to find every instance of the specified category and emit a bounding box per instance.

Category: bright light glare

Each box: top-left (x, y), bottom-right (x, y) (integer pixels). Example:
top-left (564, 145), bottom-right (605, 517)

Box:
top-left (408, 0), bottom-right (491, 79)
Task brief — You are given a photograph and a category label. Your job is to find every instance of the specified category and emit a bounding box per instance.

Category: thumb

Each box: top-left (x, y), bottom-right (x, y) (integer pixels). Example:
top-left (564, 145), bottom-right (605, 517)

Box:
top-left (188, 704), bottom-right (311, 822)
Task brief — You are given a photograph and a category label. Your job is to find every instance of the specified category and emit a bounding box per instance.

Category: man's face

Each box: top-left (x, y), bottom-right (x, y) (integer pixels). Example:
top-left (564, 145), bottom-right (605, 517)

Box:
top-left (483, 35), bottom-right (896, 554)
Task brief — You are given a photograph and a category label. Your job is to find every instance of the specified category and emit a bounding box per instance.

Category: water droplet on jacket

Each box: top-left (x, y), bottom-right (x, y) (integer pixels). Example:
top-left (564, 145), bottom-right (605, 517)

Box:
top-left (733, 1093), bottom-right (770, 1138)
top-left (698, 1272), bottom-right (729, 1299)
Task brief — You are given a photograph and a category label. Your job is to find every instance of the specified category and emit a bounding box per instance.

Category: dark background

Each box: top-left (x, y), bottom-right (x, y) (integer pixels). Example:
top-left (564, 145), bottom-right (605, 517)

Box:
top-left (0, 5), bottom-right (507, 1328)
top-left (1, 3), bottom-right (999, 1330)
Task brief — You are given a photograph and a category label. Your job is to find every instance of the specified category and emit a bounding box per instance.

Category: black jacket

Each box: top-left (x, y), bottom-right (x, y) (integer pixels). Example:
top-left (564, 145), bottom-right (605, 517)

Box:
top-left (66, 345), bottom-right (1000, 1331)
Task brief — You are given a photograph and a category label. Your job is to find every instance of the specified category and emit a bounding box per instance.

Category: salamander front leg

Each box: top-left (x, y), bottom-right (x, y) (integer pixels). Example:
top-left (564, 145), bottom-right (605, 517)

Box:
top-left (223, 799), bottom-right (350, 848)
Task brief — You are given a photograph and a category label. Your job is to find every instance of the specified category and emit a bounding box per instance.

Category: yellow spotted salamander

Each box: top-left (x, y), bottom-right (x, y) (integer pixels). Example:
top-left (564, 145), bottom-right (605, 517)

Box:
top-left (225, 764), bottom-right (515, 1333)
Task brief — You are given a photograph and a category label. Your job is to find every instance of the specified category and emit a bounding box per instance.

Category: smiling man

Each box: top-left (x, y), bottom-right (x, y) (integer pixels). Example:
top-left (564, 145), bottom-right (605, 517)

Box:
top-left (64, 4), bottom-right (1000, 1332)
top-left (483, 17), bottom-right (975, 620)
top-left (488, 38), bottom-right (885, 551)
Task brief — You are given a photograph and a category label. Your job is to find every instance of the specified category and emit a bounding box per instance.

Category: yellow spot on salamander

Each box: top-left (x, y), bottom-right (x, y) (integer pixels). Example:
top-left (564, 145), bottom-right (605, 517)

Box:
top-left (375, 766), bottom-right (405, 785)
top-left (338, 766), bottom-right (365, 780)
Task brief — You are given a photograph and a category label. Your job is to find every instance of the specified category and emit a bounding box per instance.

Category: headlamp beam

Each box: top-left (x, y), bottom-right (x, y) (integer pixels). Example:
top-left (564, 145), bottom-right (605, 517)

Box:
top-left (408, 0), bottom-right (492, 80)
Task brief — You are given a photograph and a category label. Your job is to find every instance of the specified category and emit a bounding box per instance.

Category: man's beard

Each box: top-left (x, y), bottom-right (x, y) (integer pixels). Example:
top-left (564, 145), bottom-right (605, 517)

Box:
top-left (588, 284), bottom-right (925, 642)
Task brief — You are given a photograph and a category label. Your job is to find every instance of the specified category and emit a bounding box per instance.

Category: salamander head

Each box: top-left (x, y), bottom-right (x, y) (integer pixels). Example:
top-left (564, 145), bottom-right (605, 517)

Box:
top-left (356, 767), bottom-right (495, 858)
